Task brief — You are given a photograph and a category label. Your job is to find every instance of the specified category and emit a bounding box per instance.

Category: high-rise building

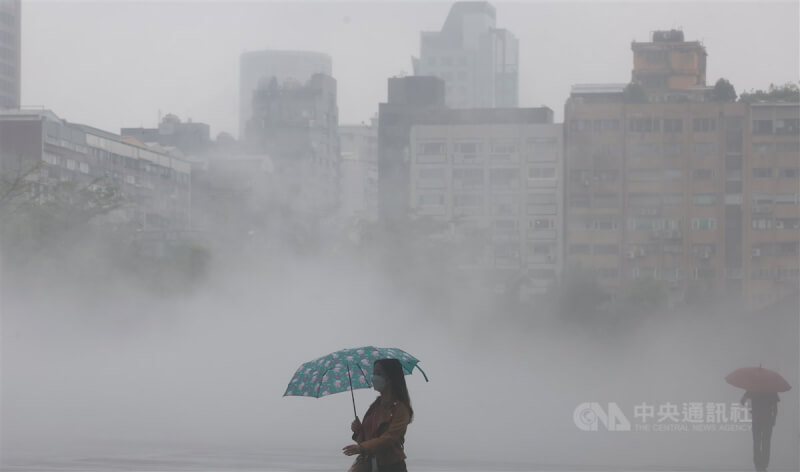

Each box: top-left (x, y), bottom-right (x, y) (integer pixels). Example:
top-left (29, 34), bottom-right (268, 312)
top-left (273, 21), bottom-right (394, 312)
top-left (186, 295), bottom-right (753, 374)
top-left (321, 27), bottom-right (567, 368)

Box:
top-left (239, 50), bottom-right (332, 138)
top-left (563, 30), bottom-right (800, 310)
top-left (0, 0), bottom-right (21, 109)
top-left (408, 108), bottom-right (561, 293)
top-left (244, 73), bottom-right (340, 214)
top-left (412, 1), bottom-right (518, 109)
top-left (340, 120), bottom-right (378, 222)
top-left (378, 76), bottom-right (447, 222)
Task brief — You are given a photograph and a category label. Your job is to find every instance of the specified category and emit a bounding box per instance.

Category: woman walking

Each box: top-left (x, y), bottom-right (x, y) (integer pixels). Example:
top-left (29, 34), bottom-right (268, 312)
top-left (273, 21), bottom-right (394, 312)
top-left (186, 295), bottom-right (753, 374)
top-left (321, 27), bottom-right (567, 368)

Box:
top-left (343, 358), bottom-right (413, 472)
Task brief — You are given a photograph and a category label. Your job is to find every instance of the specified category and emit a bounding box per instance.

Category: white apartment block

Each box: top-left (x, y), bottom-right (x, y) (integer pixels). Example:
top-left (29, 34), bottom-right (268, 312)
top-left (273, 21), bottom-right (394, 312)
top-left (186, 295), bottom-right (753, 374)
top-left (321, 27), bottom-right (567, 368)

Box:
top-left (409, 121), bottom-right (563, 293)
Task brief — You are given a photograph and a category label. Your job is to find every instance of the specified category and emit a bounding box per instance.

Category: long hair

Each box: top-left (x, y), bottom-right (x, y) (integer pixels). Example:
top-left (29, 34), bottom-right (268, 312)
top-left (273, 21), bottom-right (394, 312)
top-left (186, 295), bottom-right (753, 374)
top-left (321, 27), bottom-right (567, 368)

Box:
top-left (375, 358), bottom-right (414, 422)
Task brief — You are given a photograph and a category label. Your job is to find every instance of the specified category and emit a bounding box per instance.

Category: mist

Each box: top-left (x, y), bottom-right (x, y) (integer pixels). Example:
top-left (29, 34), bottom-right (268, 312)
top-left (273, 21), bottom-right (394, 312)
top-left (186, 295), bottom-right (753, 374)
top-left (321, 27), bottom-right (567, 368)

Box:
top-left (2, 1), bottom-right (799, 471)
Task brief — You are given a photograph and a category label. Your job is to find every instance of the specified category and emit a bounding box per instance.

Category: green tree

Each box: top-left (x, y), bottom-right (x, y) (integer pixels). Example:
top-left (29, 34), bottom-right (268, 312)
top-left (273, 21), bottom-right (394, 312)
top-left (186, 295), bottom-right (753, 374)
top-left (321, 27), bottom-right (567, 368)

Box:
top-left (709, 78), bottom-right (737, 102)
top-left (739, 82), bottom-right (800, 103)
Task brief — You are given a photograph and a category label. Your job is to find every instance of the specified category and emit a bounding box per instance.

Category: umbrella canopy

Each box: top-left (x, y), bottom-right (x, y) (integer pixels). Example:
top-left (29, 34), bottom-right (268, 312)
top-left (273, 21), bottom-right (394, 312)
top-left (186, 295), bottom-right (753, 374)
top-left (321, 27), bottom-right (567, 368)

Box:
top-left (725, 366), bottom-right (792, 393)
top-left (283, 346), bottom-right (428, 399)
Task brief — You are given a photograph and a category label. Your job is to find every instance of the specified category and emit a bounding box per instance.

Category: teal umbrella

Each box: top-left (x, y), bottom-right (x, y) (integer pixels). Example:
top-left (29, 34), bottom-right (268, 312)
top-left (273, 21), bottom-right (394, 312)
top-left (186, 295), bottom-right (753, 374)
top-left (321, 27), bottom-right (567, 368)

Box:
top-left (283, 346), bottom-right (428, 418)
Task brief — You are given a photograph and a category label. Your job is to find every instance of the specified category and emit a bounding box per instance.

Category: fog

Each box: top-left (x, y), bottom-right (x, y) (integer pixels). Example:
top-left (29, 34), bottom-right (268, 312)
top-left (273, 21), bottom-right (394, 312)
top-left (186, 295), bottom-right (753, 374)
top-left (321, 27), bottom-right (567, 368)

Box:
top-left (2, 1), bottom-right (800, 471)
top-left (2, 217), bottom-right (798, 470)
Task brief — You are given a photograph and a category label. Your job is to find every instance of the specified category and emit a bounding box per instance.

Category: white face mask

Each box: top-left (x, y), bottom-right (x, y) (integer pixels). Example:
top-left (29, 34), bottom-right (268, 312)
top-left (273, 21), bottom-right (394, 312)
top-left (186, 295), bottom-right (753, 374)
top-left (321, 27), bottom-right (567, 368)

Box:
top-left (372, 374), bottom-right (386, 391)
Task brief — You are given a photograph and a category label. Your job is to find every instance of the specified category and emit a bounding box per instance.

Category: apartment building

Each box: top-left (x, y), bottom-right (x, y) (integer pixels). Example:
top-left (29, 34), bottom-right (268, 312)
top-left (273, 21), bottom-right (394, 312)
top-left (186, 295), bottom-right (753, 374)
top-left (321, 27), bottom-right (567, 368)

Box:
top-left (408, 108), bottom-right (561, 292)
top-left (0, 109), bottom-right (192, 231)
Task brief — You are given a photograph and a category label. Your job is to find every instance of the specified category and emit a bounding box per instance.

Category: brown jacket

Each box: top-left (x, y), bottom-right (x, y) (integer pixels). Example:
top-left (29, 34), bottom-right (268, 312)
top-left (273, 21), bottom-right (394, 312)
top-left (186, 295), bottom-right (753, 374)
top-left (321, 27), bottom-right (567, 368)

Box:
top-left (352, 398), bottom-right (411, 466)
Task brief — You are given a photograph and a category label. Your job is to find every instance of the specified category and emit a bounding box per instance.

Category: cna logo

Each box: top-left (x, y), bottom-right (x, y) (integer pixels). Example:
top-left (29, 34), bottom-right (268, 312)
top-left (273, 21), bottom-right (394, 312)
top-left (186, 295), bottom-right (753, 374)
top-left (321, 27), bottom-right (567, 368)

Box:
top-left (574, 402), bottom-right (632, 432)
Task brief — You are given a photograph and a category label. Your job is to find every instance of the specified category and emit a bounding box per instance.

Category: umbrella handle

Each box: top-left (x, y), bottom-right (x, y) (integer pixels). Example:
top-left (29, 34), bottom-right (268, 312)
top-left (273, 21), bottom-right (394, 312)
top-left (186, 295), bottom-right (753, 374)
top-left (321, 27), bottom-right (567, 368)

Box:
top-left (346, 363), bottom-right (357, 419)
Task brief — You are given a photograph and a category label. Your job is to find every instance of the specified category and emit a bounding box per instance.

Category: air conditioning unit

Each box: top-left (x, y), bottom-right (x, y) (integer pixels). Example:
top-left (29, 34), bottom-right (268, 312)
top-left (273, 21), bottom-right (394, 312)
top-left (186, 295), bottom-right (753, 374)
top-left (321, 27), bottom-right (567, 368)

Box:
top-left (752, 248), bottom-right (761, 257)
top-left (775, 220), bottom-right (784, 229)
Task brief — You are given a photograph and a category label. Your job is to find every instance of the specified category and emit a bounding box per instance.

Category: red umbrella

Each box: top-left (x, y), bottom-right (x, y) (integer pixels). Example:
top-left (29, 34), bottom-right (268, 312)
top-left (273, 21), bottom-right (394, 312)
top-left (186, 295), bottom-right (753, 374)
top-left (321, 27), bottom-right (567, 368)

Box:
top-left (725, 366), bottom-right (792, 393)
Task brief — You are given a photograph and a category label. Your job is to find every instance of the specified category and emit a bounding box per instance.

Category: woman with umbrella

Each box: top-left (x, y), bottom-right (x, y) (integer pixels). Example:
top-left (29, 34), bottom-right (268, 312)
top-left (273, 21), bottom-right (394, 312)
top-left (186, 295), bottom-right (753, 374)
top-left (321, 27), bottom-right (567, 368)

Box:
top-left (726, 366), bottom-right (791, 472)
top-left (342, 358), bottom-right (413, 472)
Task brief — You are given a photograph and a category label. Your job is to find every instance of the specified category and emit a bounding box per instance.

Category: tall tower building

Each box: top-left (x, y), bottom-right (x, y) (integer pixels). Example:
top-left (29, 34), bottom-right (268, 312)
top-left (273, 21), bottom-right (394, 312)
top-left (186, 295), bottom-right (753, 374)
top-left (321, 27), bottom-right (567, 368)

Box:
top-left (239, 50), bottom-right (331, 139)
top-left (0, 0), bottom-right (21, 109)
top-left (413, 1), bottom-right (518, 109)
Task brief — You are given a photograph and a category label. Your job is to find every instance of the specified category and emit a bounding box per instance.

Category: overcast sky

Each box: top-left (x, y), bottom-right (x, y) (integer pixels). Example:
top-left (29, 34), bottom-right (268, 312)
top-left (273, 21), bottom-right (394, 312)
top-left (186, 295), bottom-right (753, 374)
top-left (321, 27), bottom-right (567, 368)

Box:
top-left (22, 0), bottom-right (800, 139)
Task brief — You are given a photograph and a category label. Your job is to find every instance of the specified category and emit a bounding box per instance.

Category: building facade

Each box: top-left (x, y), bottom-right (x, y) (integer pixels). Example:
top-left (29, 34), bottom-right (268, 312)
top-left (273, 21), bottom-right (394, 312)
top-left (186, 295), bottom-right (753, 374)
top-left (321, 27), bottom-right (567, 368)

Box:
top-left (245, 73), bottom-right (340, 215)
top-left (409, 108), bottom-right (561, 292)
top-left (0, 110), bottom-right (192, 231)
top-left (413, 1), bottom-right (518, 109)
top-left (0, 0), bottom-right (20, 109)
top-left (239, 50), bottom-right (332, 138)
top-left (340, 121), bottom-right (378, 222)
top-left (378, 76), bottom-right (447, 222)
top-left (563, 31), bottom-right (800, 309)
top-left (122, 114), bottom-right (212, 157)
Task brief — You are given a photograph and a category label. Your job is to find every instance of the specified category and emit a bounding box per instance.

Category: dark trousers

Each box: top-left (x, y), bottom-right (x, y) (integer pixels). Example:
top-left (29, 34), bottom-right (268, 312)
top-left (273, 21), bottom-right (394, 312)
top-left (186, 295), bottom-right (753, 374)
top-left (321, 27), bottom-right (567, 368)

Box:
top-left (752, 419), bottom-right (774, 471)
top-left (378, 460), bottom-right (407, 472)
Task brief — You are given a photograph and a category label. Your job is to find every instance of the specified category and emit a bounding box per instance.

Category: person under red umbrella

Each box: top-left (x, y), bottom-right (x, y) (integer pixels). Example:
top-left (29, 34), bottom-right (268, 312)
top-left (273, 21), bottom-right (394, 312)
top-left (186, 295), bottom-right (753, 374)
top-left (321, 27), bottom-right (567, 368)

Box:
top-left (739, 390), bottom-right (779, 472)
top-left (726, 366), bottom-right (791, 472)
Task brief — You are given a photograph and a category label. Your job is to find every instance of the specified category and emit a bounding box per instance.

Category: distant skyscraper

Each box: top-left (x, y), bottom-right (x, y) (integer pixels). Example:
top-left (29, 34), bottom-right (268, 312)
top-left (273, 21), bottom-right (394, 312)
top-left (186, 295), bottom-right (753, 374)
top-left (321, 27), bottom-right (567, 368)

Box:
top-left (413, 1), bottom-right (518, 109)
top-left (0, 0), bottom-right (21, 109)
top-left (239, 50), bottom-right (332, 138)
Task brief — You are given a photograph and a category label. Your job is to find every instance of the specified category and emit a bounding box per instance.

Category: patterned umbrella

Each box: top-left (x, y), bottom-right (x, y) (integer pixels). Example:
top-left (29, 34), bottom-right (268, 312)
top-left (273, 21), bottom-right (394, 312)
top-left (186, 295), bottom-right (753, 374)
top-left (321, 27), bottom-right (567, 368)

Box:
top-left (283, 346), bottom-right (428, 417)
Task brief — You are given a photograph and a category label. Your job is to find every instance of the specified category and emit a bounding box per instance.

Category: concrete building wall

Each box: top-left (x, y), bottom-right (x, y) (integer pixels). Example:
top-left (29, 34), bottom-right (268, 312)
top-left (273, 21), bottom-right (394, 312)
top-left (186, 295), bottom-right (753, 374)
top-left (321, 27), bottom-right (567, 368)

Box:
top-left (340, 123), bottom-right (378, 222)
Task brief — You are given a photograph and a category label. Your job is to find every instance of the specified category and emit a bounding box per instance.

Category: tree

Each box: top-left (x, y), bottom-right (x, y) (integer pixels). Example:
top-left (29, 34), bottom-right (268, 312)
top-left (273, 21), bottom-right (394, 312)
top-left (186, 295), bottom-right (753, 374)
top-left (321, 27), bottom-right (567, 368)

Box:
top-left (709, 78), bottom-right (737, 102)
top-left (739, 82), bottom-right (800, 103)
top-left (623, 83), bottom-right (648, 103)
top-left (555, 267), bottom-right (610, 322)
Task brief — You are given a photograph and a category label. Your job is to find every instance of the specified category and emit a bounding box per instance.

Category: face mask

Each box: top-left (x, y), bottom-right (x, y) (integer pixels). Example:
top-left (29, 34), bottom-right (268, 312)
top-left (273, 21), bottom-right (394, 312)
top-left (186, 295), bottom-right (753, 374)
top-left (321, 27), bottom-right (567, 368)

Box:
top-left (372, 374), bottom-right (386, 391)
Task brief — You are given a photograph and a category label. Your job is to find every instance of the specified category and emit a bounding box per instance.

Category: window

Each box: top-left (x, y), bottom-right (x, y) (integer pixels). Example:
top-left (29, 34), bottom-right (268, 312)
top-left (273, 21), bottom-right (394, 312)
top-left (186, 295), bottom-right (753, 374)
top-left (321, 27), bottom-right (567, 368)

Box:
top-left (527, 193), bottom-right (557, 205)
top-left (594, 194), bottom-right (619, 208)
top-left (569, 119), bottom-right (592, 131)
top-left (776, 141), bottom-right (800, 153)
top-left (454, 194), bottom-right (482, 206)
top-left (591, 119), bottom-right (620, 131)
top-left (452, 168), bottom-right (483, 188)
top-left (753, 168), bottom-right (773, 178)
top-left (696, 268), bottom-right (716, 279)
top-left (629, 117), bottom-right (660, 132)
top-left (79, 162), bottom-right (90, 174)
top-left (570, 194), bottom-right (590, 208)
top-left (594, 244), bottom-right (619, 255)
top-left (775, 218), bottom-right (800, 229)
top-left (664, 169), bottom-right (683, 180)
top-left (595, 169), bottom-right (619, 181)
top-left (692, 218), bottom-right (716, 230)
top-left (528, 167), bottom-right (556, 179)
top-left (569, 244), bottom-right (590, 254)
top-left (663, 194), bottom-right (683, 205)
top-left (775, 194), bottom-right (798, 204)
top-left (597, 268), bottom-right (620, 278)
top-left (628, 169), bottom-right (661, 181)
top-left (752, 142), bottom-right (775, 155)
top-left (693, 194), bottom-right (717, 205)
top-left (417, 168), bottom-right (446, 188)
top-left (693, 169), bottom-right (713, 180)
top-left (751, 218), bottom-right (773, 230)
top-left (453, 142), bottom-right (481, 154)
top-left (779, 168), bottom-right (799, 179)
top-left (752, 193), bottom-right (774, 205)
top-left (775, 118), bottom-right (800, 136)
top-left (692, 244), bottom-right (716, 256)
top-left (692, 118), bottom-right (716, 132)
top-left (663, 119), bottom-right (683, 133)
top-left (418, 194), bottom-right (444, 206)
top-left (491, 194), bottom-right (518, 215)
top-left (753, 120), bottom-right (773, 135)
top-left (491, 139), bottom-right (518, 154)
top-left (489, 169), bottom-right (519, 188)
top-left (417, 142), bottom-right (446, 155)
top-left (531, 218), bottom-right (554, 230)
